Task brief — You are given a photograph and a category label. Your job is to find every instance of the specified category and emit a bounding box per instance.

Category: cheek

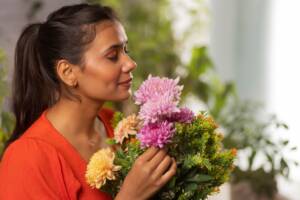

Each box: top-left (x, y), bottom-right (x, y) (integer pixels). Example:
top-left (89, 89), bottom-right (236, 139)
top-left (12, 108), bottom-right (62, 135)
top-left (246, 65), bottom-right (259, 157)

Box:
top-left (81, 64), bottom-right (122, 96)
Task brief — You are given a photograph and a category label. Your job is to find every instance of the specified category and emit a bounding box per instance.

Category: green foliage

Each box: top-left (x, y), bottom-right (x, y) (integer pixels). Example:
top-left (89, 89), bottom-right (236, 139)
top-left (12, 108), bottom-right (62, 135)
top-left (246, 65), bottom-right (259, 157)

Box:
top-left (101, 139), bottom-right (144, 197)
top-left (153, 114), bottom-right (235, 199)
top-left (181, 46), bottom-right (215, 102)
top-left (173, 24), bottom-right (296, 197)
top-left (216, 100), bottom-right (298, 197)
top-left (233, 168), bottom-right (277, 199)
top-left (103, 113), bottom-right (235, 200)
top-left (0, 49), bottom-right (15, 156)
top-left (189, 45), bottom-right (297, 197)
top-left (110, 111), bottom-right (124, 128)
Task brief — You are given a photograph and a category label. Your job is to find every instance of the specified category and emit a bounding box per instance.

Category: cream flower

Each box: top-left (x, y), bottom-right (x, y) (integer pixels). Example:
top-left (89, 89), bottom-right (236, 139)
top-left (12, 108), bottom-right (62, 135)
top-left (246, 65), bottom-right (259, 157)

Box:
top-left (114, 114), bottom-right (141, 144)
top-left (85, 148), bottom-right (121, 189)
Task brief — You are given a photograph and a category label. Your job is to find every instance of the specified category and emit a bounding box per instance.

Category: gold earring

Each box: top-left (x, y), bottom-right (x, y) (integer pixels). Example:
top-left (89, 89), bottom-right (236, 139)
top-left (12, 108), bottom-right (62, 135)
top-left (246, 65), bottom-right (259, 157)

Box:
top-left (72, 82), bottom-right (78, 88)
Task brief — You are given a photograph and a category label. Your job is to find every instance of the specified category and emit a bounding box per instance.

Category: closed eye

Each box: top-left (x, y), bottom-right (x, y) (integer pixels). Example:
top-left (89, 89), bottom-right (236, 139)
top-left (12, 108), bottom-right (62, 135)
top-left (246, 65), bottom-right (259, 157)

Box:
top-left (124, 46), bottom-right (130, 54)
top-left (106, 50), bottom-right (118, 61)
top-left (106, 45), bottom-right (130, 62)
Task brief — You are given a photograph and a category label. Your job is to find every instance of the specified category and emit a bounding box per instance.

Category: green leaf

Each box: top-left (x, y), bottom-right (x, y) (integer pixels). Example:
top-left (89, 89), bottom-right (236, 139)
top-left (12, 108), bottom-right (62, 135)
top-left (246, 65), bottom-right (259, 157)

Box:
top-left (111, 111), bottom-right (124, 128)
top-left (186, 174), bottom-right (213, 183)
top-left (166, 176), bottom-right (176, 189)
top-left (281, 140), bottom-right (289, 146)
top-left (291, 146), bottom-right (297, 151)
top-left (265, 152), bottom-right (274, 170)
top-left (184, 183), bottom-right (198, 191)
top-left (265, 139), bottom-right (275, 146)
top-left (248, 150), bottom-right (257, 170)
top-left (105, 138), bottom-right (117, 145)
top-left (280, 158), bottom-right (289, 177)
top-left (187, 46), bottom-right (213, 79)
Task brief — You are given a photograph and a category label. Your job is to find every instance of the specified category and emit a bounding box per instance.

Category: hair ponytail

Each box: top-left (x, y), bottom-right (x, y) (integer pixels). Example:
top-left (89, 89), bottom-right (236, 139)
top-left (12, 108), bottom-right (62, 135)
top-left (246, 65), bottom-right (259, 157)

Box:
top-left (5, 23), bottom-right (57, 148)
top-left (4, 3), bottom-right (119, 150)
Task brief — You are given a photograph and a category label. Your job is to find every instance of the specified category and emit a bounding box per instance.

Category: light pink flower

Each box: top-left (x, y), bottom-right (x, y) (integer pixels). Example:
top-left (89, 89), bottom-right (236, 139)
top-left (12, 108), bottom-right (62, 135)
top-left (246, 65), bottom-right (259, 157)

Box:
top-left (138, 97), bottom-right (180, 124)
top-left (134, 75), bottom-right (183, 105)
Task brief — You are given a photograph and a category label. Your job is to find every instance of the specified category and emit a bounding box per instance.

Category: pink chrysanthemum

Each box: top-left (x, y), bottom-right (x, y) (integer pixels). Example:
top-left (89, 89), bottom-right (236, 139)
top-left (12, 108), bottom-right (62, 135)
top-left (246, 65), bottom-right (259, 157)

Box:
top-left (137, 121), bottom-right (175, 148)
top-left (139, 96), bottom-right (180, 124)
top-left (169, 107), bottom-right (195, 123)
top-left (134, 75), bottom-right (183, 105)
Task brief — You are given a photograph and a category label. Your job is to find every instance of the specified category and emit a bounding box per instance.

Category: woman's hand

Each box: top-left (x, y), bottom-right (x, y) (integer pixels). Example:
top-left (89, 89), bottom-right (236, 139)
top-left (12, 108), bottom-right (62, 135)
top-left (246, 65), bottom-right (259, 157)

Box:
top-left (115, 147), bottom-right (177, 200)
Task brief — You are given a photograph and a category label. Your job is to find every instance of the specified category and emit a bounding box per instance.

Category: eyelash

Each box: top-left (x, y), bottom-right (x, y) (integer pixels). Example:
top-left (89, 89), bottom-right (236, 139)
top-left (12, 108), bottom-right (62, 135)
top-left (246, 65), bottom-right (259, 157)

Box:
top-left (107, 47), bottom-right (130, 62)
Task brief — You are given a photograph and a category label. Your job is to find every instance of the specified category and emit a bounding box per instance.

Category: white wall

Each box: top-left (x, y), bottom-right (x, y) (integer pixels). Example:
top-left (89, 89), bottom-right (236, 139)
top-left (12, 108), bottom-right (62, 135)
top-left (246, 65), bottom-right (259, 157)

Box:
top-left (210, 0), bottom-right (272, 103)
top-left (269, 1), bottom-right (300, 199)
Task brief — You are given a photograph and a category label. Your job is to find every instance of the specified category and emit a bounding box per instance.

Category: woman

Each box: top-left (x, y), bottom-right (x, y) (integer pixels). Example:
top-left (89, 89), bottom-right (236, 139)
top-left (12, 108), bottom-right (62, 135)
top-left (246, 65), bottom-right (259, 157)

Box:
top-left (0, 3), bottom-right (176, 200)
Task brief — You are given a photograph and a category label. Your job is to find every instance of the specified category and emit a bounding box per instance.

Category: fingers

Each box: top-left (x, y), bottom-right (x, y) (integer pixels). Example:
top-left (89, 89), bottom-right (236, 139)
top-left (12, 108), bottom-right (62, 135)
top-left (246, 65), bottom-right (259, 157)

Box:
top-left (157, 158), bottom-right (177, 186)
top-left (152, 155), bottom-right (172, 179)
top-left (148, 148), bottom-right (168, 170)
top-left (138, 147), bottom-right (159, 162)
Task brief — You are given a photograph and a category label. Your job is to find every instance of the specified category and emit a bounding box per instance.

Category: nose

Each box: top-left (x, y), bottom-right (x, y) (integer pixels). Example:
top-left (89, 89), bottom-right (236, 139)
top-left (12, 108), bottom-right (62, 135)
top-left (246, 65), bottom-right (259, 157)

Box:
top-left (122, 54), bottom-right (137, 72)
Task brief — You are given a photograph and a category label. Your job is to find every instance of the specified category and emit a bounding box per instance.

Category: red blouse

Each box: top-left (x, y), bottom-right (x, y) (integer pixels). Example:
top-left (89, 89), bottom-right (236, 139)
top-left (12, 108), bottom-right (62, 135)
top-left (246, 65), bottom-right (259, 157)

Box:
top-left (0, 108), bottom-right (115, 200)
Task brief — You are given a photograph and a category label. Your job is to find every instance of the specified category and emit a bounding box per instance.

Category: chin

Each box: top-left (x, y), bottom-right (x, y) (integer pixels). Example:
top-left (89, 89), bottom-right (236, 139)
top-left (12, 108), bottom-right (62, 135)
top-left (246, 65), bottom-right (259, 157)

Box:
top-left (120, 93), bottom-right (131, 101)
top-left (107, 87), bottom-right (132, 101)
top-left (114, 91), bottom-right (132, 101)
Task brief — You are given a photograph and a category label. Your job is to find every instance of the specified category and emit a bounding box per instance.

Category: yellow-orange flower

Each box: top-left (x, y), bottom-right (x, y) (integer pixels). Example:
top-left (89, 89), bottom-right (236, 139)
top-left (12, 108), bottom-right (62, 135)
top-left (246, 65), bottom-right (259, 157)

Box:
top-left (231, 148), bottom-right (238, 156)
top-left (85, 148), bottom-right (121, 189)
top-left (213, 187), bottom-right (220, 193)
top-left (114, 114), bottom-right (141, 144)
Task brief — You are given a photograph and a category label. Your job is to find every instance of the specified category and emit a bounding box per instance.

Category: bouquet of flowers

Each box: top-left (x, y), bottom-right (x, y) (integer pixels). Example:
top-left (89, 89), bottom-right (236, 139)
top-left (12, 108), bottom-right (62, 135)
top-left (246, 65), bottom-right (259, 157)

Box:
top-left (85, 75), bottom-right (236, 200)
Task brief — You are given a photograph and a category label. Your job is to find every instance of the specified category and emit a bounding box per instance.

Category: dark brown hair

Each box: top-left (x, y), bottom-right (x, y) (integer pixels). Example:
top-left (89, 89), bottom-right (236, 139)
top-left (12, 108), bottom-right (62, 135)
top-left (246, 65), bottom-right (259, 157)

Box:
top-left (5, 3), bottom-right (119, 149)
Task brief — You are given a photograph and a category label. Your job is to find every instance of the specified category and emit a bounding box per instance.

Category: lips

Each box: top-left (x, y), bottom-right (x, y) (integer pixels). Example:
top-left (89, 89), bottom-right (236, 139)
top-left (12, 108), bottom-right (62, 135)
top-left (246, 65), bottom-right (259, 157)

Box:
top-left (119, 78), bottom-right (132, 84)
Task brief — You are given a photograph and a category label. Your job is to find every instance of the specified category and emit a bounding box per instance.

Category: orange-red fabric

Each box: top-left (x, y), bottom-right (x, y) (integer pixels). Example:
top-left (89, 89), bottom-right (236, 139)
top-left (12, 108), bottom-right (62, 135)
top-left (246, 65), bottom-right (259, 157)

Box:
top-left (0, 108), bottom-right (115, 200)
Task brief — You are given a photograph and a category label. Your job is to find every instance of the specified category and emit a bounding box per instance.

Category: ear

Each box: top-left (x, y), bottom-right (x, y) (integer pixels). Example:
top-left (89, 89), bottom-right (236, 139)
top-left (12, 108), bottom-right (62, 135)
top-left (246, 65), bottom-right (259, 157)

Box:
top-left (56, 59), bottom-right (79, 87)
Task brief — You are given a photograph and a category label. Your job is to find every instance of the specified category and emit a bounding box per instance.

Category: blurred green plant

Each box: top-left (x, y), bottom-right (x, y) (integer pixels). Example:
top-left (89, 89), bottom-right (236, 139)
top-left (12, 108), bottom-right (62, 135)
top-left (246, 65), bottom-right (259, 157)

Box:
top-left (217, 100), bottom-right (298, 198)
top-left (0, 49), bottom-right (15, 156)
top-left (181, 44), bottom-right (298, 198)
top-left (181, 43), bottom-right (298, 198)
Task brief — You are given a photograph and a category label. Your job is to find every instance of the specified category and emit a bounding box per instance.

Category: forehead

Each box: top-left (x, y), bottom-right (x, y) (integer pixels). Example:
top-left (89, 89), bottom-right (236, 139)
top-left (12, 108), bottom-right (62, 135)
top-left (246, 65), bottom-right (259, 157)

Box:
top-left (89, 20), bottom-right (127, 50)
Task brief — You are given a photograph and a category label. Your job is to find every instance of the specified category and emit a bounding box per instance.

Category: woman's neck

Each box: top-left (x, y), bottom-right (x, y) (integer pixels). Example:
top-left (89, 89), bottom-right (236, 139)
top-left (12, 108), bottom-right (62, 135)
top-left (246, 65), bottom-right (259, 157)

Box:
top-left (45, 97), bottom-right (108, 162)
top-left (46, 97), bottom-right (104, 138)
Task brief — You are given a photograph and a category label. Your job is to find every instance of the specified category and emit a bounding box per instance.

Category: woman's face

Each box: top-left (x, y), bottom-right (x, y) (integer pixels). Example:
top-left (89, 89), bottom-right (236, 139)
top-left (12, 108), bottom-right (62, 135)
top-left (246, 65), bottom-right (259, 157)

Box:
top-left (75, 20), bottom-right (137, 102)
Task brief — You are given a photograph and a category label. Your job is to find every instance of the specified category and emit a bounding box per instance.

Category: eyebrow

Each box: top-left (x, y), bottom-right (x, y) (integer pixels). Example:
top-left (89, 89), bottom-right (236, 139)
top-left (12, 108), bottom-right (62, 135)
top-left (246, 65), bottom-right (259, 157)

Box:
top-left (102, 41), bottom-right (128, 54)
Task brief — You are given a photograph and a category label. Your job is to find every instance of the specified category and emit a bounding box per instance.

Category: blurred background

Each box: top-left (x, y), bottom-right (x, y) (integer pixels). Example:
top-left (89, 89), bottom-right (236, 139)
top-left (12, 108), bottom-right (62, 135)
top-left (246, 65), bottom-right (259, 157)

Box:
top-left (0, 0), bottom-right (299, 199)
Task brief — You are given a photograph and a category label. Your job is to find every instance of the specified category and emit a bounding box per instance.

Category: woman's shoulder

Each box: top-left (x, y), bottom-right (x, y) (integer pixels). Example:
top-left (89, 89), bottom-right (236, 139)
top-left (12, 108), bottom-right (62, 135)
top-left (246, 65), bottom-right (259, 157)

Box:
top-left (0, 138), bottom-right (62, 174)
top-left (1, 137), bottom-right (57, 163)
top-left (0, 138), bottom-right (81, 199)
